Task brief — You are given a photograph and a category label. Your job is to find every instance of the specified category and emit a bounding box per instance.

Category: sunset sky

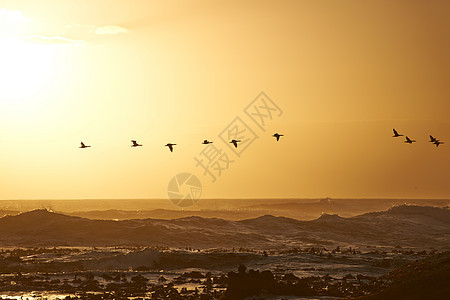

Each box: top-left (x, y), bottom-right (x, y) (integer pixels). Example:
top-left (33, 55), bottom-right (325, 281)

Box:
top-left (1, 0), bottom-right (449, 201)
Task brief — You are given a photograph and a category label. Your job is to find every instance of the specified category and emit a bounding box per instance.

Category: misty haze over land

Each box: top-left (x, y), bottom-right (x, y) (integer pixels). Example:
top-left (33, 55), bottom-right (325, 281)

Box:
top-left (1, 197), bottom-right (449, 220)
top-left (0, 202), bottom-right (448, 250)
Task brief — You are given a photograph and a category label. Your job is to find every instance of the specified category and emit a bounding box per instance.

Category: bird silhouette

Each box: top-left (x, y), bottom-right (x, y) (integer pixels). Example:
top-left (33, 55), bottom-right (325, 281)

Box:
top-left (404, 136), bottom-right (416, 144)
top-left (429, 135), bottom-right (439, 143)
top-left (230, 139), bottom-right (241, 148)
top-left (392, 129), bottom-right (403, 137)
top-left (79, 142), bottom-right (91, 148)
top-left (165, 143), bottom-right (176, 152)
top-left (202, 140), bottom-right (213, 144)
top-left (434, 140), bottom-right (444, 147)
top-left (273, 133), bottom-right (284, 141)
top-left (131, 140), bottom-right (142, 147)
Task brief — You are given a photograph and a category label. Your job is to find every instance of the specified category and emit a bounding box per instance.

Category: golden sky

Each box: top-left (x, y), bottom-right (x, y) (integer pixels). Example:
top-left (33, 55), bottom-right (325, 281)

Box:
top-left (1, 0), bottom-right (449, 200)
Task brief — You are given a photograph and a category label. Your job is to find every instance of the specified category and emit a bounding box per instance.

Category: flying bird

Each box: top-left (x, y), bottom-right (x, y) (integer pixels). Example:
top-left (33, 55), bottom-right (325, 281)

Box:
top-left (404, 136), bottom-right (416, 144)
top-left (79, 142), bottom-right (91, 148)
top-left (202, 140), bottom-right (213, 144)
top-left (131, 140), bottom-right (142, 147)
top-left (230, 139), bottom-right (241, 148)
top-left (429, 135), bottom-right (437, 143)
top-left (165, 143), bottom-right (176, 152)
top-left (434, 140), bottom-right (444, 147)
top-left (392, 129), bottom-right (403, 137)
top-left (272, 133), bottom-right (284, 141)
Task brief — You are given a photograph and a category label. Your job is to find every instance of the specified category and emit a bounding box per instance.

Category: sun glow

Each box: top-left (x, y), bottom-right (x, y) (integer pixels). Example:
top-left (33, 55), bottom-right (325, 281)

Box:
top-left (0, 9), bottom-right (52, 104)
top-left (0, 8), bottom-right (69, 124)
top-left (0, 38), bottom-right (58, 102)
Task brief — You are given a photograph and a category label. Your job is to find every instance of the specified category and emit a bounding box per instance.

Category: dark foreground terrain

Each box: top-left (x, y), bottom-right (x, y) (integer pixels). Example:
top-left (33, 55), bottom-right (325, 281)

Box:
top-left (0, 249), bottom-right (448, 299)
top-left (0, 205), bottom-right (448, 299)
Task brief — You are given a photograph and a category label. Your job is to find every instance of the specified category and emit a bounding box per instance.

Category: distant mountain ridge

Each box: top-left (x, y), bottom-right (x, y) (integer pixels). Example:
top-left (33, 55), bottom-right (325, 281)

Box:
top-left (1, 198), bottom-right (449, 221)
top-left (0, 206), bottom-right (448, 250)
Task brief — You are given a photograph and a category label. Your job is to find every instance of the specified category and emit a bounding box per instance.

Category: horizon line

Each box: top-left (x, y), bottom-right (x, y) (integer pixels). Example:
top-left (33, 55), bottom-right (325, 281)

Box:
top-left (1, 197), bottom-right (449, 201)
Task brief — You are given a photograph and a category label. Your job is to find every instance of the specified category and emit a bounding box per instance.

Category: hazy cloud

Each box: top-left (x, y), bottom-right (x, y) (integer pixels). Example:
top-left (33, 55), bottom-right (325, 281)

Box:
top-left (23, 35), bottom-right (85, 46)
top-left (0, 8), bottom-right (32, 37)
top-left (0, 8), bottom-right (31, 23)
top-left (94, 25), bottom-right (129, 35)
top-left (64, 23), bottom-right (130, 37)
top-left (65, 23), bottom-right (95, 31)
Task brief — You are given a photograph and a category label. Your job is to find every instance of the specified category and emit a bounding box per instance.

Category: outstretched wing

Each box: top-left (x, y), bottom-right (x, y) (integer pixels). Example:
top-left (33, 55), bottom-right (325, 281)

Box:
top-left (81, 142), bottom-right (85, 147)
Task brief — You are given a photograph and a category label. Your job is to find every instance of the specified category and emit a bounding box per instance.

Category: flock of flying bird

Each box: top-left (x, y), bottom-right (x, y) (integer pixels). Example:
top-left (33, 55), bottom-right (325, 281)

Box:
top-left (392, 129), bottom-right (445, 147)
top-left (78, 129), bottom-right (444, 151)
top-left (79, 133), bottom-right (285, 152)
